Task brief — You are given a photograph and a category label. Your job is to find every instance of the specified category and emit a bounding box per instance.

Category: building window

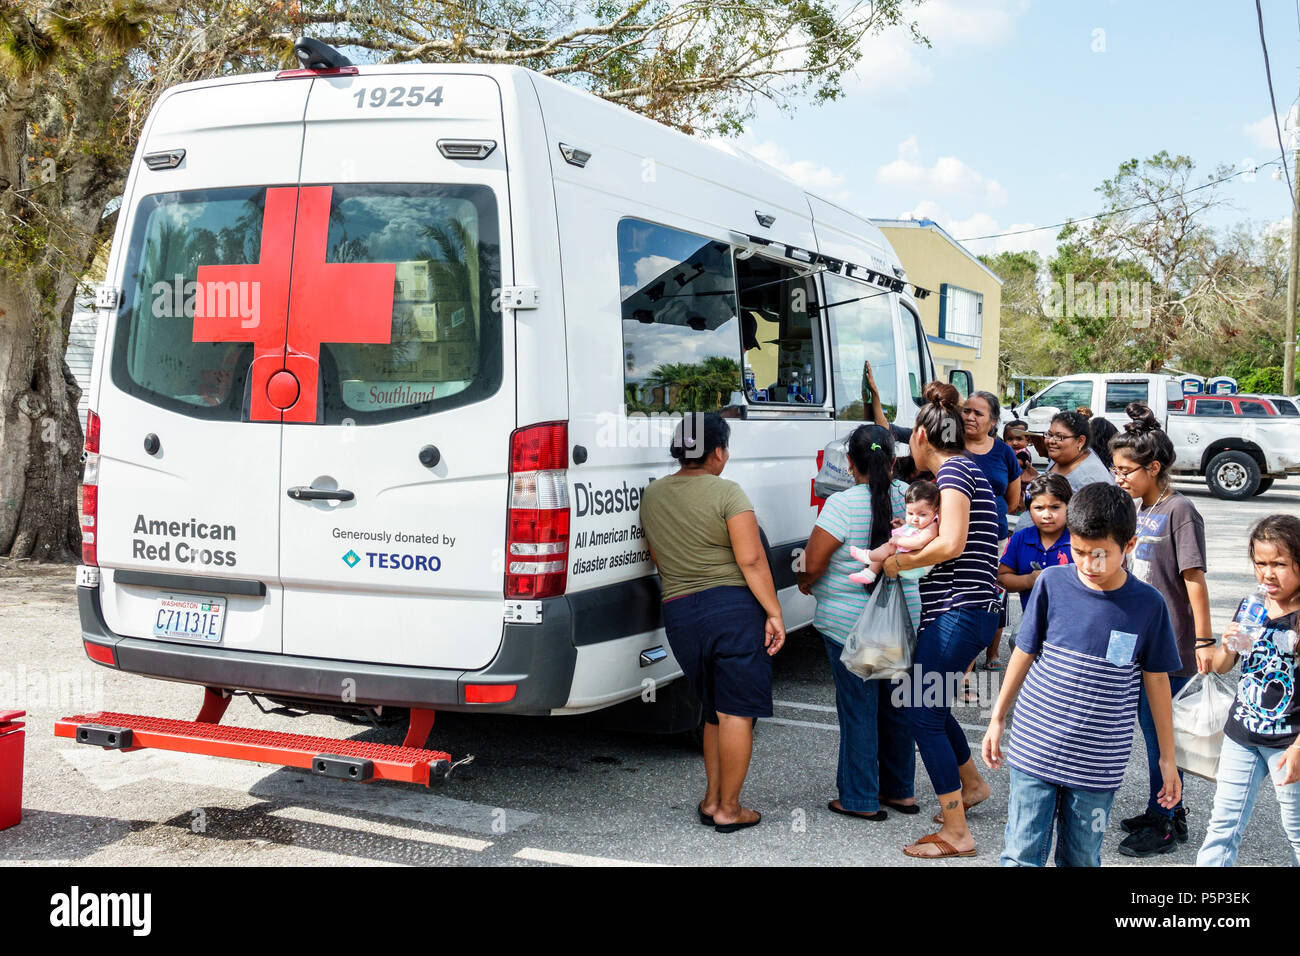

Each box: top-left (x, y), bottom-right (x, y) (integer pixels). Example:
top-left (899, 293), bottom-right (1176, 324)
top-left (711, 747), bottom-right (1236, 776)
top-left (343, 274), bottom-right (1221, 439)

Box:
top-left (939, 283), bottom-right (983, 355)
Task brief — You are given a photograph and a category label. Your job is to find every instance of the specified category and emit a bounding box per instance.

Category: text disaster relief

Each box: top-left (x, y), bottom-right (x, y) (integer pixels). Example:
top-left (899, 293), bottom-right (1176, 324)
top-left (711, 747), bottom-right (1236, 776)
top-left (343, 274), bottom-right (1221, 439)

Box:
top-left (571, 480), bottom-right (651, 576)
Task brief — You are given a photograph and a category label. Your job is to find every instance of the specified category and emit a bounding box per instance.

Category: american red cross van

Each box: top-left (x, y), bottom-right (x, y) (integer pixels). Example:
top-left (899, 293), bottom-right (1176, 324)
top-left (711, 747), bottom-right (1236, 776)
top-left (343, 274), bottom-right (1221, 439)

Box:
top-left (77, 49), bottom-right (951, 734)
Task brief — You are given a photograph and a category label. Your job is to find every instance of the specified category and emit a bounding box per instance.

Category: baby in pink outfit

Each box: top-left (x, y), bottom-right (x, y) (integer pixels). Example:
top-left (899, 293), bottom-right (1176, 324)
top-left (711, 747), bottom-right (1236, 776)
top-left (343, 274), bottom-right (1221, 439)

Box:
top-left (849, 480), bottom-right (940, 584)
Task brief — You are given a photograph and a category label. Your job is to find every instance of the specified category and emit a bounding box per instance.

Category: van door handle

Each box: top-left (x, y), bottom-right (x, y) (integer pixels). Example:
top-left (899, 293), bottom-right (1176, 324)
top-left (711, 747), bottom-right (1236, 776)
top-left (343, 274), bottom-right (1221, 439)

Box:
top-left (287, 486), bottom-right (355, 502)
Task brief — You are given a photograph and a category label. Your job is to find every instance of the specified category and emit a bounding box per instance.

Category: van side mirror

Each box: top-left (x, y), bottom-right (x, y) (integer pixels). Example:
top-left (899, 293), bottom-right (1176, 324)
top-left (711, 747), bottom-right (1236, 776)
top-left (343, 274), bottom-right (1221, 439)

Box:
top-left (949, 369), bottom-right (973, 400)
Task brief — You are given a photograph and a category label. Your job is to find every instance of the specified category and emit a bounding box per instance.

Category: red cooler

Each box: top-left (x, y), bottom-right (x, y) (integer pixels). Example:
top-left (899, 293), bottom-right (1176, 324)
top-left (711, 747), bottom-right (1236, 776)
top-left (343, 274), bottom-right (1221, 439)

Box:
top-left (0, 709), bottom-right (24, 830)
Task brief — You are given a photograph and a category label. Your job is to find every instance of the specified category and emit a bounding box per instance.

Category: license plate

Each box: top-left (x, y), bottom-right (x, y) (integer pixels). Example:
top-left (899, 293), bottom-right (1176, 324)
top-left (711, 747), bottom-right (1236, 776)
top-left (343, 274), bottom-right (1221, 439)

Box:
top-left (152, 593), bottom-right (226, 644)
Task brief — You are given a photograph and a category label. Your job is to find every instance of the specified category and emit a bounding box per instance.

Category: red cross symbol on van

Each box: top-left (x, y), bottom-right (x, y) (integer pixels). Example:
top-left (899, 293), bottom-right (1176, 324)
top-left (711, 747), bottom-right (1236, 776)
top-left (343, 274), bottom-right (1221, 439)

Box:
top-left (192, 186), bottom-right (395, 423)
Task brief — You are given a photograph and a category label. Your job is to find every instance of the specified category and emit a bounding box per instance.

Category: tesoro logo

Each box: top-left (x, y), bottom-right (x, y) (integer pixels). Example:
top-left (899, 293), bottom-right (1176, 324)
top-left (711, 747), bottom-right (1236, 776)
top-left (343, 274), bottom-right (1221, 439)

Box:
top-left (343, 550), bottom-right (442, 571)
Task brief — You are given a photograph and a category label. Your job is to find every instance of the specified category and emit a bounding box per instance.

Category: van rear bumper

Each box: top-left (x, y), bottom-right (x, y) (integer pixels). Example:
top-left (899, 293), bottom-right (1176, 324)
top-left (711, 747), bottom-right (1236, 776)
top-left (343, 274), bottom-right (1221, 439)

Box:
top-left (78, 585), bottom-right (578, 715)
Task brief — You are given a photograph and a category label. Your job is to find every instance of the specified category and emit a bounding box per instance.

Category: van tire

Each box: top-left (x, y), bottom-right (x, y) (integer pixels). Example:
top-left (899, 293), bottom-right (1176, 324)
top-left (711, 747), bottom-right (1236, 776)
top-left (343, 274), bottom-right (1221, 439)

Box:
top-left (1205, 451), bottom-right (1260, 500)
top-left (1253, 477), bottom-right (1275, 496)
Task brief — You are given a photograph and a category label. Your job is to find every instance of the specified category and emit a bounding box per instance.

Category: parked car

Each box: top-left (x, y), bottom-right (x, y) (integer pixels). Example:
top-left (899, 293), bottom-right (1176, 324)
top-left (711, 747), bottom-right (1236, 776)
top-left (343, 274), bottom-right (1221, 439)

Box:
top-left (1007, 373), bottom-right (1187, 434)
top-left (1004, 373), bottom-right (1300, 499)
top-left (1166, 406), bottom-right (1300, 499)
top-left (1262, 394), bottom-right (1300, 417)
top-left (1185, 394), bottom-right (1281, 417)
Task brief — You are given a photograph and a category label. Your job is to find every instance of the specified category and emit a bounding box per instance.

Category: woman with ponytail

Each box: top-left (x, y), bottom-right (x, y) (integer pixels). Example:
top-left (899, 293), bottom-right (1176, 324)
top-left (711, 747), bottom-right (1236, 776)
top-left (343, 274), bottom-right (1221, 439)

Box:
top-left (798, 424), bottom-right (920, 821)
top-left (1108, 402), bottom-right (1213, 857)
top-left (883, 382), bottom-right (1001, 858)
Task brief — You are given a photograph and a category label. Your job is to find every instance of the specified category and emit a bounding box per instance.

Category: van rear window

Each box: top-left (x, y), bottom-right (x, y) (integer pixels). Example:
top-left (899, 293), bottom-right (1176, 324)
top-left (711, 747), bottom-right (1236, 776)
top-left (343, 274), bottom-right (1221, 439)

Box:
top-left (112, 186), bottom-right (270, 421)
top-left (111, 184), bottom-right (502, 424)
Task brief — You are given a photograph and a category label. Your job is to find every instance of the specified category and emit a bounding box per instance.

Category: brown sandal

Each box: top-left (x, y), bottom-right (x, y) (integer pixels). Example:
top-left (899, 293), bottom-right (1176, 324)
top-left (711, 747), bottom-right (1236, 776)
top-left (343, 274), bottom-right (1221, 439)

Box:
top-left (903, 832), bottom-right (977, 859)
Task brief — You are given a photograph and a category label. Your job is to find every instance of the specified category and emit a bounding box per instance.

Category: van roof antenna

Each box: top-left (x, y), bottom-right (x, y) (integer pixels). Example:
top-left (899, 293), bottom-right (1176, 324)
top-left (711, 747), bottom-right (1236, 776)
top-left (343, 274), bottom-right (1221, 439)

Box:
top-left (294, 37), bottom-right (353, 70)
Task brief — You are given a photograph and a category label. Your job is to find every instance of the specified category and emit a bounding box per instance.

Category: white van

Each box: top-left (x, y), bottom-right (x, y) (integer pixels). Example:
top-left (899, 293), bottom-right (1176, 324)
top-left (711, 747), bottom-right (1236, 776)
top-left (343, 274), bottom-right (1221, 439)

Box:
top-left (76, 47), bottom-right (964, 735)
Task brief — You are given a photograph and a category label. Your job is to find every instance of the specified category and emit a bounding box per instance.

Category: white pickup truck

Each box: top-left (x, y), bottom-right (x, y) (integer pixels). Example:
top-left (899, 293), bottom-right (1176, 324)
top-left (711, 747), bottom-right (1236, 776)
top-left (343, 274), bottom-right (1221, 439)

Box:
top-left (1166, 397), bottom-right (1300, 500)
top-left (1007, 372), bottom-right (1300, 499)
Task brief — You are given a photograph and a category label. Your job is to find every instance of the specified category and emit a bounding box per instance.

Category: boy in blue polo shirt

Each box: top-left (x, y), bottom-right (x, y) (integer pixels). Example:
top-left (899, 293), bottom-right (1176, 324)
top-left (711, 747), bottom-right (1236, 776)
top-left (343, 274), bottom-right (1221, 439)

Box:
top-left (983, 482), bottom-right (1183, 866)
top-left (999, 474), bottom-right (1074, 612)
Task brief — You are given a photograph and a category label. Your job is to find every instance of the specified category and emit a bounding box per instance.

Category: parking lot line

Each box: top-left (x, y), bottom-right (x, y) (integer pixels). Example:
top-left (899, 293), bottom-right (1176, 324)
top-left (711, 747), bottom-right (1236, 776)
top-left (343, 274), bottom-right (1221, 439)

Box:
top-left (269, 806), bottom-right (493, 852)
top-left (513, 847), bottom-right (665, 867)
top-left (772, 699), bottom-right (837, 714)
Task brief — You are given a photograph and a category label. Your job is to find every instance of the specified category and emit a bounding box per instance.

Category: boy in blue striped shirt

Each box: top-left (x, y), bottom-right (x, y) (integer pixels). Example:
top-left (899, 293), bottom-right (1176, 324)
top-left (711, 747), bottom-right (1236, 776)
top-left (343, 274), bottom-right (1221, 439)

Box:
top-left (982, 483), bottom-right (1183, 866)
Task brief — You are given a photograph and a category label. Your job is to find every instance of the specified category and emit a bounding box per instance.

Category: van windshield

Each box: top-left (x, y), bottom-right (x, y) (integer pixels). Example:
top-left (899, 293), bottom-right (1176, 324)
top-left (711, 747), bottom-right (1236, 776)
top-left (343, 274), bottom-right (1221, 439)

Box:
top-left (112, 184), bottom-right (502, 424)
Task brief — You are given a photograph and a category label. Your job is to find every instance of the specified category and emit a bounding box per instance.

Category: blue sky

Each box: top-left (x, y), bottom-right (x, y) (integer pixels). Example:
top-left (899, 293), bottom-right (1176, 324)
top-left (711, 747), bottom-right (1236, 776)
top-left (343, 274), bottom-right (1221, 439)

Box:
top-left (729, 0), bottom-right (1300, 261)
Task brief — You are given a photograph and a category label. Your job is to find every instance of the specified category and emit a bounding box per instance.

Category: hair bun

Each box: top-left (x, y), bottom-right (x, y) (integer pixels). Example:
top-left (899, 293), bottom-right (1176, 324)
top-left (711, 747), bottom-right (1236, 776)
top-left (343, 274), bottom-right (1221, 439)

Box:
top-left (1124, 401), bottom-right (1159, 435)
top-left (923, 381), bottom-right (961, 412)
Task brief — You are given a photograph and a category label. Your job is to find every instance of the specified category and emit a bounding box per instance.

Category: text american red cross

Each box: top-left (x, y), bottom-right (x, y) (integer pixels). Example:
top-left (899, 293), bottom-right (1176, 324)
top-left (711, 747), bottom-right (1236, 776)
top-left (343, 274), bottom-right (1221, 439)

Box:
top-left (193, 186), bottom-right (396, 423)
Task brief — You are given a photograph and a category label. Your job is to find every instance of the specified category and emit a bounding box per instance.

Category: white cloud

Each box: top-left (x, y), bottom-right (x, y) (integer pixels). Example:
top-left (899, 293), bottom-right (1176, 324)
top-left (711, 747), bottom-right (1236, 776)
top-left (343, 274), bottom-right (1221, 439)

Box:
top-left (847, 0), bottom-right (1025, 94)
top-left (713, 136), bottom-right (853, 202)
top-left (894, 201), bottom-right (1058, 263)
top-left (877, 138), bottom-right (1008, 207)
top-left (1245, 106), bottom-right (1298, 153)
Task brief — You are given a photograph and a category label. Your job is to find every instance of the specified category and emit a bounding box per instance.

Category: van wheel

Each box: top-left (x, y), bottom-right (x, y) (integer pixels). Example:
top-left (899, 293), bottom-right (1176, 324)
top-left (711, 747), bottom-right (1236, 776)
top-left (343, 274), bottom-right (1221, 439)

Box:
top-left (1205, 451), bottom-right (1260, 500)
top-left (1253, 477), bottom-right (1275, 496)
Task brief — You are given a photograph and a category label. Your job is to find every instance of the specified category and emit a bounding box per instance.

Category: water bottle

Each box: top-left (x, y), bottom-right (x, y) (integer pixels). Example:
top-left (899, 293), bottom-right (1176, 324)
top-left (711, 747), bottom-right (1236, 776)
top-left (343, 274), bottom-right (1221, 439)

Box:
top-left (789, 370), bottom-right (801, 401)
top-left (1228, 584), bottom-right (1271, 652)
top-left (743, 363), bottom-right (755, 396)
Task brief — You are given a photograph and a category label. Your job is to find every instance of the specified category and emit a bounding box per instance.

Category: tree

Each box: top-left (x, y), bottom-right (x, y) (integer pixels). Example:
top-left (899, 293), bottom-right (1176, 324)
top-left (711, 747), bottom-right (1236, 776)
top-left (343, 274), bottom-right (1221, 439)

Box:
top-left (1082, 151), bottom-right (1266, 371)
top-left (1, 0), bottom-right (928, 560)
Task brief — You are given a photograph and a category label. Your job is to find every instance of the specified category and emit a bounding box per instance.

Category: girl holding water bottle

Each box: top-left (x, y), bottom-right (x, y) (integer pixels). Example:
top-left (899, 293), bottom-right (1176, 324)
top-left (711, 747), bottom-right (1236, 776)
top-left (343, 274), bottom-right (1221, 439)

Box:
top-left (1197, 514), bottom-right (1300, 866)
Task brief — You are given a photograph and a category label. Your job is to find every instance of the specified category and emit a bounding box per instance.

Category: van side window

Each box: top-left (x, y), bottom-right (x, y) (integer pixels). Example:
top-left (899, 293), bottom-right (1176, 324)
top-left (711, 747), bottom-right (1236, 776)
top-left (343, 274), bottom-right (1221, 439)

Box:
top-left (900, 304), bottom-right (927, 405)
top-left (1239, 400), bottom-right (1271, 417)
top-left (735, 255), bottom-right (823, 405)
top-left (618, 219), bottom-right (740, 413)
top-left (824, 273), bottom-right (898, 421)
top-left (1105, 380), bottom-right (1149, 413)
top-left (318, 184), bottom-right (502, 424)
top-left (111, 187), bottom-right (268, 421)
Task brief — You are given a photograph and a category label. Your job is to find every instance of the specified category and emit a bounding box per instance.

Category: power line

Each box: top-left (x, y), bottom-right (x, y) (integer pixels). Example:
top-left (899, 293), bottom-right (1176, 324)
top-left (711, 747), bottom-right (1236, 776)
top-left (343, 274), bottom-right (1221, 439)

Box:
top-left (1256, 0), bottom-right (1294, 202)
top-left (956, 157), bottom-right (1283, 243)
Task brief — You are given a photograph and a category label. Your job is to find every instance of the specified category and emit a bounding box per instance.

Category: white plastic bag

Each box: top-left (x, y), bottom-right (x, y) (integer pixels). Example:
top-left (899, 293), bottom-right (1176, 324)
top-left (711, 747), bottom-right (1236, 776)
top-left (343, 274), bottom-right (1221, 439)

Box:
top-left (814, 438), bottom-right (853, 499)
top-left (1172, 672), bottom-right (1236, 781)
top-left (840, 576), bottom-right (917, 680)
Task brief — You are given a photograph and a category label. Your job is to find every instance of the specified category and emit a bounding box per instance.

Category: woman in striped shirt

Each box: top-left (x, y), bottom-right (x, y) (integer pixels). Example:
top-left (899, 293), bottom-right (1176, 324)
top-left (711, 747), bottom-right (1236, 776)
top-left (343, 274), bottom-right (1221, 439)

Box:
top-left (798, 424), bottom-right (922, 821)
top-left (883, 382), bottom-right (1002, 859)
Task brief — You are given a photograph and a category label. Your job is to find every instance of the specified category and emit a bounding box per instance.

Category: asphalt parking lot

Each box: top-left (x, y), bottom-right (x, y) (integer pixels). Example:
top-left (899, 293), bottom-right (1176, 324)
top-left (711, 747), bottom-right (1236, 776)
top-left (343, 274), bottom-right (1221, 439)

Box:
top-left (1, 477), bottom-right (1296, 867)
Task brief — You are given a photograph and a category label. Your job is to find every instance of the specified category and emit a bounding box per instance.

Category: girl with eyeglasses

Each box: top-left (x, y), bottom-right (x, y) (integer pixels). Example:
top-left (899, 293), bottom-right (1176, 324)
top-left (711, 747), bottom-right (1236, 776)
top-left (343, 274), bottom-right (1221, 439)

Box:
top-left (1108, 402), bottom-right (1213, 858)
top-left (1016, 410), bottom-right (1114, 532)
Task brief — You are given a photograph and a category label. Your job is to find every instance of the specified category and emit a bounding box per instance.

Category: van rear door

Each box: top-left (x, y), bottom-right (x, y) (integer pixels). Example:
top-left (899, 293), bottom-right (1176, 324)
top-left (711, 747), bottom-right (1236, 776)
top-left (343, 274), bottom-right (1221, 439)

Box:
top-left (275, 72), bottom-right (514, 670)
top-left (94, 78), bottom-right (311, 655)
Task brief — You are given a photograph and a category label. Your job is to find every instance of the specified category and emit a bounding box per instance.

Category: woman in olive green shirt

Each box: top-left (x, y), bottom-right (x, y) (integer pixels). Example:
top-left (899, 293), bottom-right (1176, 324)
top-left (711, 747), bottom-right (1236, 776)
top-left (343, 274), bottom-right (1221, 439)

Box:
top-left (640, 413), bottom-right (785, 833)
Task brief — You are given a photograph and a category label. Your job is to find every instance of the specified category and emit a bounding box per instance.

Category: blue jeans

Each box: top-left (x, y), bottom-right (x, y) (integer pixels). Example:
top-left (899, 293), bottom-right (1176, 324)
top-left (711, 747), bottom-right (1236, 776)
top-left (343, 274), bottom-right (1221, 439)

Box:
top-left (1138, 673), bottom-right (1190, 817)
top-left (1197, 735), bottom-right (1300, 866)
top-left (1002, 768), bottom-right (1116, 867)
top-left (821, 632), bottom-right (916, 812)
top-left (904, 605), bottom-right (999, 795)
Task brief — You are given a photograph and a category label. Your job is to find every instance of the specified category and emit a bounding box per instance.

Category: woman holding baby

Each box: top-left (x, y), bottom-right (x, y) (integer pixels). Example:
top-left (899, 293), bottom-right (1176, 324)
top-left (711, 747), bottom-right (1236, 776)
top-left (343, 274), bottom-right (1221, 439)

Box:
top-left (798, 423), bottom-right (921, 821)
top-left (880, 382), bottom-right (1002, 858)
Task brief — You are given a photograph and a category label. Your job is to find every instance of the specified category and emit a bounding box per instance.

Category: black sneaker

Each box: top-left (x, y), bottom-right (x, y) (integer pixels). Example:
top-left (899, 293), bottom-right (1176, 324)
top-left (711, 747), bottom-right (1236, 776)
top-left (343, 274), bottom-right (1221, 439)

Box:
top-left (1120, 809), bottom-right (1160, 833)
top-left (1118, 815), bottom-right (1177, 857)
top-left (1170, 807), bottom-right (1189, 844)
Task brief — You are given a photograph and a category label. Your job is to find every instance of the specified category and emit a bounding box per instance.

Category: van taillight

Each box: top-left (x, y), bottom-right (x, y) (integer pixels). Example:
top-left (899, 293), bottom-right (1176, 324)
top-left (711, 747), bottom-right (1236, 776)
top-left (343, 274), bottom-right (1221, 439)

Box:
top-left (505, 422), bottom-right (569, 599)
top-left (81, 410), bottom-right (100, 566)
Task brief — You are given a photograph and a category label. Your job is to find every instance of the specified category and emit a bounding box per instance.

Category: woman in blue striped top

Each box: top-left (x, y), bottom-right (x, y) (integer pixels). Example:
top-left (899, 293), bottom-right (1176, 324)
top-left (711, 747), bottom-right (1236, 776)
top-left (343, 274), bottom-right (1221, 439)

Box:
top-left (798, 424), bottom-right (921, 821)
top-left (883, 382), bottom-right (1002, 859)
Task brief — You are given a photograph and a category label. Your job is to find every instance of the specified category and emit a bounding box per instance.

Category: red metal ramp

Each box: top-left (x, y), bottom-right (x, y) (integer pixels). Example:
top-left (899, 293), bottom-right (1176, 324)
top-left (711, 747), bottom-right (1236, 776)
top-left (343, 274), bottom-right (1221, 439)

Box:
top-left (55, 711), bottom-right (453, 786)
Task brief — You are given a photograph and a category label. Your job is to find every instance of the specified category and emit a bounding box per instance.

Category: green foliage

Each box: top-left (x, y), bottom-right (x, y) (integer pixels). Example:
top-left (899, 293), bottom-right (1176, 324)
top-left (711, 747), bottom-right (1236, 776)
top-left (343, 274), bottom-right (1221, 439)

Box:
top-left (1235, 366), bottom-right (1296, 395)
